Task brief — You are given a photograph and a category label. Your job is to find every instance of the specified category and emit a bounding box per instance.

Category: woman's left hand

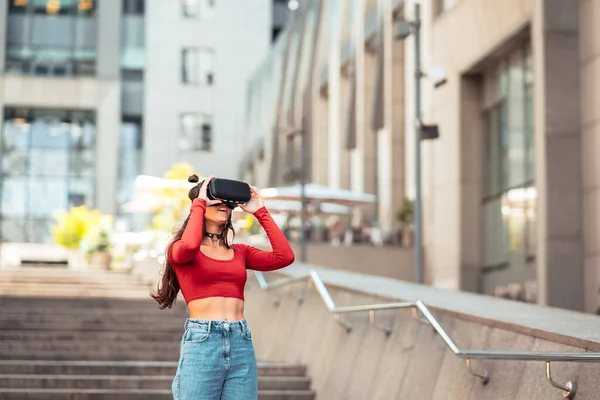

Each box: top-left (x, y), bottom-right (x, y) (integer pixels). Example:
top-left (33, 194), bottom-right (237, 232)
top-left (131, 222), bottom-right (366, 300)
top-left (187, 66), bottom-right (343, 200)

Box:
top-left (240, 186), bottom-right (265, 214)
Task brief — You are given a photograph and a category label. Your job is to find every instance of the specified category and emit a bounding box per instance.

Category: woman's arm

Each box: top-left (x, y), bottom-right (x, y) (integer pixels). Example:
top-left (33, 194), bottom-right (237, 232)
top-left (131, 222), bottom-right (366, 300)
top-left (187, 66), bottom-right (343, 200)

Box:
top-left (241, 207), bottom-right (295, 271)
top-left (169, 198), bottom-right (206, 264)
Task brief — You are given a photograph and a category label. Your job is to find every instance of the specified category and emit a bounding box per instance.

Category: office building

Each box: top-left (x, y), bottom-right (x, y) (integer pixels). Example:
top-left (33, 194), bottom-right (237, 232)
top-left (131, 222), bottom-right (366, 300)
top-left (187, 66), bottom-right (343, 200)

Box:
top-left (0, 0), bottom-right (272, 240)
top-left (239, 0), bottom-right (600, 312)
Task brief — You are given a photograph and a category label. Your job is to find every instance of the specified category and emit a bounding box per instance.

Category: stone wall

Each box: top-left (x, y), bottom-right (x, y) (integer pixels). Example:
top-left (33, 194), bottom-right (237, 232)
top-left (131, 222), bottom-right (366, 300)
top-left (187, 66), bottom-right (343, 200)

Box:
top-left (244, 266), bottom-right (600, 399)
top-left (290, 242), bottom-right (414, 281)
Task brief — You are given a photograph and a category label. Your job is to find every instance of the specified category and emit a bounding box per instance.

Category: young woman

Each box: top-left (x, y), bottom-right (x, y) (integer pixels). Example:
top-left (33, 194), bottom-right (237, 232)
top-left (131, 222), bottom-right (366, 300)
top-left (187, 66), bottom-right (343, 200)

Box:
top-left (151, 175), bottom-right (295, 400)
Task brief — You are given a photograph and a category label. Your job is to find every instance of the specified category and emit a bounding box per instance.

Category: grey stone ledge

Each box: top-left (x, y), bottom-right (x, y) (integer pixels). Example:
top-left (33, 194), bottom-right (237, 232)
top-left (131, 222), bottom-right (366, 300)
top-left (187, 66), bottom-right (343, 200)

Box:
top-left (266, 263), bottom-right (600, 350)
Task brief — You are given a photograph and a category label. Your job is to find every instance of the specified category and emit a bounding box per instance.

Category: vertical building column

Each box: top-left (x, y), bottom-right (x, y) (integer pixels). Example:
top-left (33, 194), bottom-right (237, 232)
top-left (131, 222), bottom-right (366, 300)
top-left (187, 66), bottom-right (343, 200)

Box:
top-left (351, 0), bottom-right (366, 194)
top-left (327, 0), bottom-right (347, 189)
top-left (0, 0), bottom-right (7, 73)
top-left (94, 2), bottom-right (122, 215)
top-left (339, 75), bottom-right (351, 189)
top-left (362, 54), bottom-right (378, 197)
top-left (389, 29), bottom-right (405, 237)
top-left (459, 77), bottom-right (484, 292)
top-left (580, 0), bottom-right (600, 313)
top-left (373, 0), bottom-right (404, 239)
top-left (532, 0), bottom-right (583, 310)
top-left (96, 1), bottom-right (122, 80)
top-left (312, 94), bottom-right (330, 186)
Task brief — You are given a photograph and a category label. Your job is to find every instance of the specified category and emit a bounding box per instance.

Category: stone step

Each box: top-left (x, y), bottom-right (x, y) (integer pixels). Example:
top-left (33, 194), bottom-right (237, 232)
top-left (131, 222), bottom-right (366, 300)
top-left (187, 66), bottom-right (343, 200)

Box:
top-left (0, 275), bottom-right (141, 284)
top-left (0, 268), bottom-right (315, 398)
top-left (0, 314), bottom-right (184, 328)
top-left (0, 374), bottom-right (311, 391)
top-left (0, 351), bottom-right (177, 362)
top-left (0, 361), bottom-right (308, 378)
top-left (0, 268), bottom-right (131, 278)
top-left (0, 388), bottom-right (316, 400)
top-left (0, 321), bottom-right (183, 332)
top-left (0, 277), bottom-right (142, 288)
top-left (0, 361), bottom-right (178, 376)
top-left (0, 340), bottom-right (180, 354)
top-left (0, 330), bottom-right (183, 343)
top-left (0, 286), bottom-right (155, 299)
top-left (0, 296), bottom-right (187, 311)
top-left (0, 288), bottom-right (153, 299)
top-left (0, 306), bottom-right (184, 318)
top-left (0, 282), bottom-right (150, 291)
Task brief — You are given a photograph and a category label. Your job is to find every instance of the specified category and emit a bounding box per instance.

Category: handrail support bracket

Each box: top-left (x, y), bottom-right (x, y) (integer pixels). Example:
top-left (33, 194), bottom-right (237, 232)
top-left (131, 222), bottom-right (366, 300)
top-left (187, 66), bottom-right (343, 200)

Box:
top-left (465, 358), bottom-right (490, 385)
top-left (297, 278), bottom-right (311, 304)
top-left (412, 307), bottom-right (435, 334)
top-left (334, 313), bottom-right (352, 333)
top-left (546, 361), bottom-right (577, 399)
top-left (369, 309), bottom-right (393, 336)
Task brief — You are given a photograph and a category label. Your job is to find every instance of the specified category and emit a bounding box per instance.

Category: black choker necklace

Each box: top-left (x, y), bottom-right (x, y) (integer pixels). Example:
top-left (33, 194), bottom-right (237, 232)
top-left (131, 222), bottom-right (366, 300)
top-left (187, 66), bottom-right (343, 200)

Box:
top-left (204, 232), bottom-right (224, 240)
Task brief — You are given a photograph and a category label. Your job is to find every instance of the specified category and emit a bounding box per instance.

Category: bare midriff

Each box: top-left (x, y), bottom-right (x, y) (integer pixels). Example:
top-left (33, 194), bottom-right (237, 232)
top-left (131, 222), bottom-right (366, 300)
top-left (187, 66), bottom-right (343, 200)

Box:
top-left (187, 297), bottom-right (245, 321)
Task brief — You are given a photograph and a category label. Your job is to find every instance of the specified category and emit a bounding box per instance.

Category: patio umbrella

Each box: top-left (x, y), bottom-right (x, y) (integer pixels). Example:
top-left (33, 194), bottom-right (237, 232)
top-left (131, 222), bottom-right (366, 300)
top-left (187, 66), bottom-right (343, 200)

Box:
top-left (121, 175), bottom-right (194, 213)
top-left (259, 184), bottom-right (376, 206)
top-left (232, 200), bottom-right (350, 215)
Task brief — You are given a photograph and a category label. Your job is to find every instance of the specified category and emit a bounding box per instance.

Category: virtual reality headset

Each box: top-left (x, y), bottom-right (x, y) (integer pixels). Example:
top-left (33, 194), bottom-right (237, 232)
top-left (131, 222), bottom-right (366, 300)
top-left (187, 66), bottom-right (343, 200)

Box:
top-left (203, 178), bottom-right (252, 209)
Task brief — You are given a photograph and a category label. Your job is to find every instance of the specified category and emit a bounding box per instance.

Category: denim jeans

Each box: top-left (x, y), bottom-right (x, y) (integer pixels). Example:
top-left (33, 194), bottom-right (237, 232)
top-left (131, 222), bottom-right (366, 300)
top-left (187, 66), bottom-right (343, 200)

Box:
top-left (172, 319), bottom-right (258, 400)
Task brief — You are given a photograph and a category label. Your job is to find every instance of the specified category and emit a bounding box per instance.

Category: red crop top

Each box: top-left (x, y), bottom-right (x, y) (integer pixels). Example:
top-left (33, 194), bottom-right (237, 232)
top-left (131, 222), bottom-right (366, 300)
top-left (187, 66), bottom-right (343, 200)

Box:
top-left (168, 198), bottom-right (295, 303)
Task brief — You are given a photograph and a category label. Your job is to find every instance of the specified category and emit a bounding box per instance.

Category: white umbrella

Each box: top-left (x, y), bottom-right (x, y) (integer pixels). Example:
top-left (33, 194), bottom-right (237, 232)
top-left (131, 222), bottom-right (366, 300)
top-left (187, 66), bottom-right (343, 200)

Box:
top-left (134, 175), bottom-right (194, 191)
top-left (121, 175), bottom-right (195, 213)
top-left (260, 184), bottom-right (376, 206)
top-left (264, 200), bottom-right (350, 214)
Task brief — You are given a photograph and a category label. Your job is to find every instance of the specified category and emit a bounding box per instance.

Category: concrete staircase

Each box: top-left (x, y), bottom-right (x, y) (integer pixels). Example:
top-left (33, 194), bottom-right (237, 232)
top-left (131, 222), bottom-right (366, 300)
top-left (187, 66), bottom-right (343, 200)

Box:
top-left (0, 266), bottom-right (315, 399)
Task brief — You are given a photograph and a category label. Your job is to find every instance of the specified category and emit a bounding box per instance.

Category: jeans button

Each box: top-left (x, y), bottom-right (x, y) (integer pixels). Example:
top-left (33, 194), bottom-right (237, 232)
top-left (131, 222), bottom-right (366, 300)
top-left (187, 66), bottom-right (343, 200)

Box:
top-left (223, 323), bottom-right (229, 329)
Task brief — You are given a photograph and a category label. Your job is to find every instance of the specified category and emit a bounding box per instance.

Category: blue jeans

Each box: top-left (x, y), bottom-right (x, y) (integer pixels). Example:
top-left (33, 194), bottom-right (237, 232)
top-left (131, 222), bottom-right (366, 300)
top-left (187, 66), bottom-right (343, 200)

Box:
top-left (172, 319), bottom-right (258, 400)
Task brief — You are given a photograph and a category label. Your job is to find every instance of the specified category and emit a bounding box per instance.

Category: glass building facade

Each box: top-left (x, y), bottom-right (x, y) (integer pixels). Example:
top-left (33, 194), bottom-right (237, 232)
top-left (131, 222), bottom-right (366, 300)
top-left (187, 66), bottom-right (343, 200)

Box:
top-left (0, 108), bottom-right (96, 243)
top-left (482, 44), bottom-right (535, 274)
top-left (5, 0), bottom-right (98, 76)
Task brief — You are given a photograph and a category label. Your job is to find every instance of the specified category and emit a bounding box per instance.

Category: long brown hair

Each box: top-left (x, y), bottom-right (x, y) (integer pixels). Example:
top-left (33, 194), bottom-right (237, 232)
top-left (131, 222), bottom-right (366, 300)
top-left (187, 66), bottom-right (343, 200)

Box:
top-left (151, 174), bottom-right (236, 309)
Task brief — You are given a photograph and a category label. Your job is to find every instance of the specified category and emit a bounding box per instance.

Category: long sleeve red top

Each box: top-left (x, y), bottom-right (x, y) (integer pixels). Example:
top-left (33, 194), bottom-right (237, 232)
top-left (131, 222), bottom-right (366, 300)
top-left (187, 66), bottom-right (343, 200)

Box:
top-left (168, 199), bottom-right (295, 303)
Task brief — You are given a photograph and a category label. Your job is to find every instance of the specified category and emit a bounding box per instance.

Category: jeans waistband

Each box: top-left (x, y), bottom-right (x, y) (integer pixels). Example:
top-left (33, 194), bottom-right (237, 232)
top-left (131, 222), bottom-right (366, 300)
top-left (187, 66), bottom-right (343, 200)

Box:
top-left (184, 318), bottom-right (248, 332)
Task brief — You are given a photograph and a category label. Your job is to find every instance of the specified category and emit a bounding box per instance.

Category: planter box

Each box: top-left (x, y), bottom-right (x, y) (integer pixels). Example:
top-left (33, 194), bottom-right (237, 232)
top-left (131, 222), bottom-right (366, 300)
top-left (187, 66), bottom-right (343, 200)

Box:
top-left (88, 251), bottom-right (112, 270)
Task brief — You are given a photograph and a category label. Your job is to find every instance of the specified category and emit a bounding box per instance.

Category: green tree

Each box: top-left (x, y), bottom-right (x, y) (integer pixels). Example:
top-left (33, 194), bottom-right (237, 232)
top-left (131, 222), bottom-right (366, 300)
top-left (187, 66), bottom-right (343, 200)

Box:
top-left (53, 206), bottom-right (104, 250)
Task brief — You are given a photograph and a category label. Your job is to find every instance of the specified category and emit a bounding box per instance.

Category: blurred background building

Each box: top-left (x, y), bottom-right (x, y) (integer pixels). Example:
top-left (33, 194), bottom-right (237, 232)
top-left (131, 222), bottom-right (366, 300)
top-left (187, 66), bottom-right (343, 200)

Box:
top-left (0, 0), bottom-right (279, 239)
top-left (0, 0), bottom-right (598, 315)
top-left (239, 0), bottom-right (599, 313)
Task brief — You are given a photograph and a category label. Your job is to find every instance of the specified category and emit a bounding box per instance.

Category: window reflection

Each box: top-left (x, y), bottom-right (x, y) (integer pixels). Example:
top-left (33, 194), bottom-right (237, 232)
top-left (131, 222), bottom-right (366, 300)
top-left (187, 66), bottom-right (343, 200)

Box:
top-left (6, 0), bottom-right (97, 76)
top-left (0, 108), bottom-right (96, 243)
top-left (182, 0), bottom-right (214, 19)
top-left (0, 178), bottom-right (27, 217)
top-left (117, 119), bottom-right (142, 223)
top-left (179, 113), bottom-right (213, 151)
top-left (482, 44), bottom-right (535, 272)
top-left (28, 150), bottom-right (69, 176)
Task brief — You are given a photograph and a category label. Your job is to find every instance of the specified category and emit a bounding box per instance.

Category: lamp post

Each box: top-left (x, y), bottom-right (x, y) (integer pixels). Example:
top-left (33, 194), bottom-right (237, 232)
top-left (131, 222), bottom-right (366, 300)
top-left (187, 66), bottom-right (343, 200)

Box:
top-left (394, 3), bottom-right (443, 284)
top-left (413, 3), bottom-right (424, 285)
top-left (282, 117), bottom-right (308, 263)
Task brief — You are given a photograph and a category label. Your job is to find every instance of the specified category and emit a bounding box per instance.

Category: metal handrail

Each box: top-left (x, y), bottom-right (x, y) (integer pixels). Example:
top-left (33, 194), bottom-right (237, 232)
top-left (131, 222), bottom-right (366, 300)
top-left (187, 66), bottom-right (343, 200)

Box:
top-left (253, 270), bottom-right (600, 399)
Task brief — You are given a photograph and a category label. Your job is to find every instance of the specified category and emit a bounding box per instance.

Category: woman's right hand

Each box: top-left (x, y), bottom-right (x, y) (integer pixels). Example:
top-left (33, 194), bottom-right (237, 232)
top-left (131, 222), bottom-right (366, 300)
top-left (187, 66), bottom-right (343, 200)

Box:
top-left (198, 175), bottom-right (221, 206)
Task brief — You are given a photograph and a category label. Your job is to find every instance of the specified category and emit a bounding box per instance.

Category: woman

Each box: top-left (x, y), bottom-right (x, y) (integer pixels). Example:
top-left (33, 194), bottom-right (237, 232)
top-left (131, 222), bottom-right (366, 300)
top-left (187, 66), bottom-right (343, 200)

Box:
top-left (151, 174), bottom-right (295, 400)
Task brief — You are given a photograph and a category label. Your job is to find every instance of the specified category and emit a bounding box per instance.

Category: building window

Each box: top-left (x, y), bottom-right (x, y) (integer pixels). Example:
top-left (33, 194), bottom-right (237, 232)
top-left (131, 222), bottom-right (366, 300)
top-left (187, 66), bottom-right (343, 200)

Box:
top-left (6, 0), bottom-right (98, 76)
top-left (116, 117), bottom-right (142, 218)
top-left (181, 48), bottom-right (214, 85)
top-left (182, 48), bottom-right (198, 84)
top-left (182, 0), bottom-right (215, 18)
top-left (0, 107), bottom-right (96, 243)
top-left (179, 113), bottom-right (213, 151)
top-left (123, 0), bottom-right (145, 15)
top-left (198, 48), bottom-right (215, 85)
top-left (435, 0), bottom-right (458, 16)
top-left (482, 44), bottom-right (535, 273)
